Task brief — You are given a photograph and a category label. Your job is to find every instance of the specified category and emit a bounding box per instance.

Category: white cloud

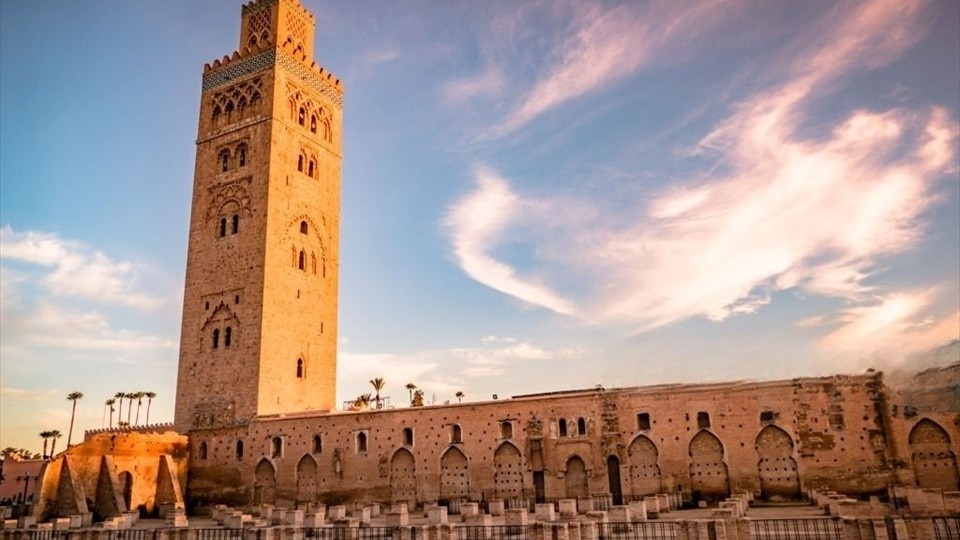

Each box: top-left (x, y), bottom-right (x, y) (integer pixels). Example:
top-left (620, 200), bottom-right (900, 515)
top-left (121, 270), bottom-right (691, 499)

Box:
top-left (441, 66), bottom-right (504, 105)
top-left (0, 227), bottom-right (164, 310)
top-left (0, 387), bottom-right (59, 401)
top-left (443, 167), bottom-right (577, 315)
top-left (443, 0), bottom-right (958, 346)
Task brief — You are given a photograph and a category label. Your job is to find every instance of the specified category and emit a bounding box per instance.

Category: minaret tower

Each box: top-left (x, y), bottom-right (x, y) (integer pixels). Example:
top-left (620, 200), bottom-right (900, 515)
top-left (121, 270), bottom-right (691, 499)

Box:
top-left (174, 0), bottom-right (342, 431)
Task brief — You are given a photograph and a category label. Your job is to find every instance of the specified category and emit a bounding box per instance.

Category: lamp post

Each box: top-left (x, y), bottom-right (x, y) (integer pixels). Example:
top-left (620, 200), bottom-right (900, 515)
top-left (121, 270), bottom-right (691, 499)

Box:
top-left (16, 473), bottom-right (36, 504)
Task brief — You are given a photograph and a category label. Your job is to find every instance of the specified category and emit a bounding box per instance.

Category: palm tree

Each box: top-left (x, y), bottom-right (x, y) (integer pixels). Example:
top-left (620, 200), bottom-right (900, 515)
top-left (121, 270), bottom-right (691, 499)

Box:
top-left (106, 399), bottom-right (116, 429)
top-left (405, 383), bottom-right (416, 404)
top-left (411, 389), bottom-right (424, 407)
top-left (134, 392), bottom-right (146, 425)
top-left (66, 392), bottom-right (83, 447)
top-left (455, 391), bottom-right (464, 403)
top-left (49, 430), bottom-right (62, 456)
top-left (114, 392), bottom-right (125, 425)
top-left (144, 392), bottom-right (157, 424)
top-left (39, 431), bottom-right (52, 459)
top-left (369, 377), bottom-right (385, 409)
top-left (352, 393), bottom-right (372, 410)
top-left (125, 393), bottom-right (135, 424)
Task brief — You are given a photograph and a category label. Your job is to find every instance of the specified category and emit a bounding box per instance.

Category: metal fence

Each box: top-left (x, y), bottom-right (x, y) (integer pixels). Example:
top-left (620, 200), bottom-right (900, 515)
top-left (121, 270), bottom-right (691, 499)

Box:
top-left (596, 521), bottom-right (678, 540)
top-left (932, 517), bottom-right (960, 540)
top-left (751, 518), bottom-right (842, 540)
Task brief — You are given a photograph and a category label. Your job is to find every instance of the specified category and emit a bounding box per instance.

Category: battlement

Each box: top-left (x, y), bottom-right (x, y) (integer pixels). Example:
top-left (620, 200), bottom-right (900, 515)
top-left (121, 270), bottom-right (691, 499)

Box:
top-left (202, 40), bottom-right (343, 95)
top-left (242, 0), bottom-right (315, 22)
top-left (83, 422), bottom-right (176, 440)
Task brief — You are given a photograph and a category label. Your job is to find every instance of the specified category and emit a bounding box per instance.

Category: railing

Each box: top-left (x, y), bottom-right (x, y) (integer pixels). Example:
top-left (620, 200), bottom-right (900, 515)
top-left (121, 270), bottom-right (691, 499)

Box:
top-left (751, 518), bottom-right (842, 540)
top-left (597, 522), bottom-right (679, 540)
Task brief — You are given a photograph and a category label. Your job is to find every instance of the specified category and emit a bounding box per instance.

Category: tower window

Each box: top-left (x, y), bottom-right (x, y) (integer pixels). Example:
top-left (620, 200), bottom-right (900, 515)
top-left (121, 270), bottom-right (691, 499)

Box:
top-left (313, 434), bottom-right (322, 453)
top-left (238, 146), bottom-right (247, 167)
top-left (212, 328), bottom-right (220, 349)
top-left (300, 221), bottom-right (308, 234)
top-left (577, 417), bottom-right (586, 436)
top-left (198, 442), bottom-right (207, 460)
top-left (224, 326), bottom-right (232, 347)
top-left (298, 250), bottom-right (305, 270)
top-left (232, 214), bottom-right (239, 234)
top-left (760, 411), bottom-right (775, 423)
top-left (451, 424), bottom-right (462, 444)
top-left (310, 115), bottom-right (317, 133)
top-left (403, 427), bottom-right (414, 446)
top-left (296, 358), bottom-right (304, 378)
top-left (559, 419), bottom-right (568, 437)
top-left (638, 413), bottom-right (651, 431)
top-left (308, 160), bottom-right (315, 178)
top-left (297, 155), bottom-right (304, 172)
top-left (697, 412), bottom-right (711, 429)
top-left (235, 440), bottom-right (244, 461)
top-left (298, 107), bottom-right (305, 126)
top-left (500, 421), bottom-right (513, 439)
top-left (219, 218), bottom-right (227, 238)
top-left (271, 437), bottom-right (283, 458)
top-left (356, 432), bottom-right (367, 453)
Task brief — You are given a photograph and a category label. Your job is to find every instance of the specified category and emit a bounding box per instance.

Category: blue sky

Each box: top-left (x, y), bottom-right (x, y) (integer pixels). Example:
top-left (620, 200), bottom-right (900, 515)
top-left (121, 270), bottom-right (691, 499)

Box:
top-left (1, 0), bottom-right (958, 453)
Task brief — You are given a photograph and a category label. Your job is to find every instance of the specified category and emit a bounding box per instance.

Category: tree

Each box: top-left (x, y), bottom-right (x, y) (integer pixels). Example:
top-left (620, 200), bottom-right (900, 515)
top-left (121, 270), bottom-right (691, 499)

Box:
top-left (125, 393), bottom-right (135, 424)
top-left (134, 392), bottom-right (145, 425)
top-left (49, 430), bottom-right (62, 456)
top-left (1, 448), bottom-right (40, 460)
top-left (144, 392), bottom-right (157, 424)
top-left (455, 391), bottom-right (464, 403)
top-left (106, 399), bottom-right (116, 429)
top-left (411, 389), bottom-right (424, 407)
top-left (39, 431), bottom-right (52, 459)
top-left (352, 393), bottom-right (372, 410)
top-left (405, 383), bottom-right (416, 404)
top-left (369, 377), bottom-right (385, 409)
top-left (114, 392), bottom-right (125, 425)
top-left (66, 392), bottom-right (84, 447)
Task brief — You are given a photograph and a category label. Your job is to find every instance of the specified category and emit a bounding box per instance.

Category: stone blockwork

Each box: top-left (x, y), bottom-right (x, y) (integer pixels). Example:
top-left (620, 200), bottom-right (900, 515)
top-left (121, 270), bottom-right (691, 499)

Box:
top-left (174, 0), bottom-right (343, 432)
top-left (186, 372), bottom-right (960, 511)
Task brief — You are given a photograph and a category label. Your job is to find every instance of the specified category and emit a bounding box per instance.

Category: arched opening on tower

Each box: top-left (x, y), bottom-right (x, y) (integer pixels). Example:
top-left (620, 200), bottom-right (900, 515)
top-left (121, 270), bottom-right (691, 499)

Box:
top-left (627, 435), bottom-right (661, 497)
top-left (755, 425), bottom-right (800, 501)
top-left (390, 448), bottom-right (417, 508)
top-left (689, 430), bottom-right (730, 502)
top-left (909, 418), bottom-right (960, 490)
top-left (440, 446), bottom-right (469, 504)
top-left (564, 455), bottom-right (588, 498)
top-left (296, 455), bottom-right (318, 503)
top-left (254, 459), bottom-right (277, 505)
top-left (493, 442), bottom-right (523, 502)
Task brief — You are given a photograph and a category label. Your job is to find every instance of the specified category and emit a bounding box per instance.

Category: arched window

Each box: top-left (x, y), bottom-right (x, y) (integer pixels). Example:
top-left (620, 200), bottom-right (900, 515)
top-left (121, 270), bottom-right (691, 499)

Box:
top-left (213, 105), bottom-right (222, 121)
top-left (403, 427), bottom-right (414, 446)
top-left (225, 101), bottom-right (235, 116)
top-left (500, 421), bottom-right (513, 439)
top-left (231, 214), bottom-right (239, 234)
top-left (212, 328), bottom-right (220, 349)
top-left (237, 97), bottom-right (247, 115)
top-left (312, 434), bottom-right (322, 453)
top-left (311, 253), bottom-right (317, 274)
top-left (300, 221), bottom-right (308, 234)
top-left (219, 218), bottom-right (227, 238)
top-left (220, 151), bottom-right (229, 172)
top-left (198, 441), bottom-right (207, 460)
top-left (559, 419), bottom-right (568, 437)
top-left (235, 440), bottom-right (244, 461)
top-left (356, 432), bottom-right (367, 453)
top-left (224, 326), bottom-right (232, 347)
top-left (238, 146), bottom-right (247, 167)
top-left (298, 107), bottom-right (305, 126)
top-left (297, 155), bottom-right (304, 172)
top-left (260, 29), bottom-right (269, 42)
top-left (296, 358), bottom-right (304, 378)
top-left (298, 250), bottom-right (305, 270)
top-left (451, 424), bottom-right (462, 444)
top-left (308, 160), bottom-right (315, 178)
top-left (271, 437), bottom-right (283, 458)
top-left (577, 417), bottom-right (586, 436)
top-left (310, 115), bottom-right (317, 133)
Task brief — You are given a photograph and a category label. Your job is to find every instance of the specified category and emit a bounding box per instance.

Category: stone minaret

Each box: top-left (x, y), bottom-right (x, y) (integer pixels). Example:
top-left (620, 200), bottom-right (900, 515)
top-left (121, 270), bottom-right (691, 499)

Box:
top-left (174, 0), bottom-right (342, 431)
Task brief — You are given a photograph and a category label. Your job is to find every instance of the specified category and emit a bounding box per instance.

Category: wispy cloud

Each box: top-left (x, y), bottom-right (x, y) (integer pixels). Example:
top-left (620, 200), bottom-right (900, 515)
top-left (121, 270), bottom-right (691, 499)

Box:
top-left (484, 1), bottom-right (734, 137)
top-left (0, 387), bottom-right (59, 401)
top-left (0, 226), bottom-right (164, 310)
top-left (443, 0), bottom-right (958, 352)
top-left (443, 167), bottom-right (577, 315)
top-left (441, 66), bottom-right (504, 105)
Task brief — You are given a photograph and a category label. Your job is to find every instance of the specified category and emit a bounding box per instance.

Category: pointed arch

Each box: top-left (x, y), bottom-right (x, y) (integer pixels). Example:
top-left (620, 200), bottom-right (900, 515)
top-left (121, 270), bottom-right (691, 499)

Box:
top-left (296, 454), bottom-right (318, 502)
top-left (627, 434), bottom-right (661, 497)
top-left (254, 459), bottom-right (277, 504)
top-left (689, 430), bottom-right (729, 501)
top-left (390, 447), bottom-right (417, 507)
top-left (755, 425), bottom-right (800, 500)
top-left (909, 418), bottom-right (959, 490)
top-left (493, 441), bottom-right (524, 501)
top-left (440, 446), bottom-right (469, 502)
top-left (564, 455), bottom-right (588, 498)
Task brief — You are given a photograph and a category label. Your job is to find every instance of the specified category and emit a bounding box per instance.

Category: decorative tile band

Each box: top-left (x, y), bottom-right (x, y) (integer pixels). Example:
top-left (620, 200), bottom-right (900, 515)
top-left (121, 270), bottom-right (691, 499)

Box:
top-left (202, 49), bottom-right (343, 108)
